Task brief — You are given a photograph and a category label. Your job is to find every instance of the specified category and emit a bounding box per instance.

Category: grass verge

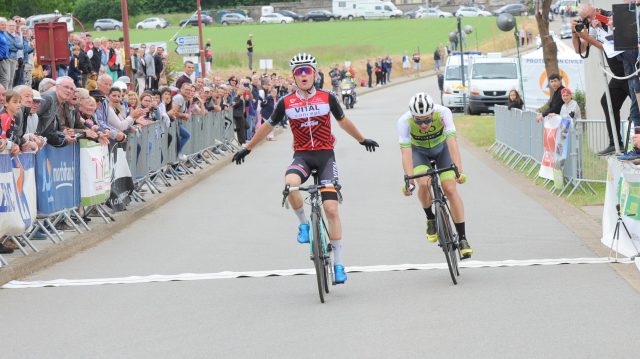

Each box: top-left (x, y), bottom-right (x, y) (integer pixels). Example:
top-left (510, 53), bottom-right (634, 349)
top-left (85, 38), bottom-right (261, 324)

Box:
top-left (455, 114), bottom-right (605, 206)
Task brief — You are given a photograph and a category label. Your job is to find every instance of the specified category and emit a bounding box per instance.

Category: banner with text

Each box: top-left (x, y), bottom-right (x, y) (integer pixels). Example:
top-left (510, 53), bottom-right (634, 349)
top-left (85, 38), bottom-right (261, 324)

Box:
top-left (80, 140), bottom-right (111, 206)
top-left (35, 144), bottom-right (80, 216)
top-left (0, 153), bottom-right (36, 236)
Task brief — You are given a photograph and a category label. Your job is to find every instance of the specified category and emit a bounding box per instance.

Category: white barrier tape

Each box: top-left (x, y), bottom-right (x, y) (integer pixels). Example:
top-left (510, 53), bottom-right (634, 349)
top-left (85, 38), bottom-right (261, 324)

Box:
top-left (1, 257), bottom-right (633, 289)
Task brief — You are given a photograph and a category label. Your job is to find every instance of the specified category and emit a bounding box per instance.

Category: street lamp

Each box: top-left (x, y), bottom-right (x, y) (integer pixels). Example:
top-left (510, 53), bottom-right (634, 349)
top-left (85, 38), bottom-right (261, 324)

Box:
top-left (449, 17), bottom-right (473, 114)
top-left (497, 13), bottom-right (525, 108)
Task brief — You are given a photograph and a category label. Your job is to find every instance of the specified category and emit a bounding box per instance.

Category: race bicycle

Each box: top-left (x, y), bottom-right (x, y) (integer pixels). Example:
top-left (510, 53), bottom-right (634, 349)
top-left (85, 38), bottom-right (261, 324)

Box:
top-left (405, 162), bottom-right (462, 285)
top-left (282, 170), bottom-right (342, 303)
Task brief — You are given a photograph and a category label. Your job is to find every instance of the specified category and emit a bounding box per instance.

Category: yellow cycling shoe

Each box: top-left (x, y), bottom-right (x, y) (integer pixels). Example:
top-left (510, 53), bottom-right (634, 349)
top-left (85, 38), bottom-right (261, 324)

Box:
top-left (426, 219), bottom-right (438, 243)
top-left (459, 239), bottom-right (473, 258)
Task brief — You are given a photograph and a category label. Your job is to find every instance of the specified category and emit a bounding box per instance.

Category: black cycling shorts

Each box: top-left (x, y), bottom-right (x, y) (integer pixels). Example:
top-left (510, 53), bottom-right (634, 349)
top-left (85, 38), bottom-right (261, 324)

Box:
top-left (286, 150), bottom-right (339, 201)
top-left (411, 141), bottom-right (456, 182)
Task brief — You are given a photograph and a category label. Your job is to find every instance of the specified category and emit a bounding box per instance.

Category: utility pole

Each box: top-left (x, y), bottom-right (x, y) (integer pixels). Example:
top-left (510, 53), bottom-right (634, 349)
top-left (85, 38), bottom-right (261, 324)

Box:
top-left (197, 0), bottom-right (206, 78)
top-left (121, 0), bottom-right (133, 84)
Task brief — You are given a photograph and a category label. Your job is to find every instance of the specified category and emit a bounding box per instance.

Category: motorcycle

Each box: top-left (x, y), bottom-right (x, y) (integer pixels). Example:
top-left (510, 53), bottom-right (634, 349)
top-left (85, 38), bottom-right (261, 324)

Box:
top-left (340, 82), bottom-right (356, 109)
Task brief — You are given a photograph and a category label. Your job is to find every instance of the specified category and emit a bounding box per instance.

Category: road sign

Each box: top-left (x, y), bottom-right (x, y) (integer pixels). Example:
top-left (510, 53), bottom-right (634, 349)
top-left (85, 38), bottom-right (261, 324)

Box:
top-left (175, 45), bottom-right (200, 55)
top-left (175, 36), bottom-right (199, 46)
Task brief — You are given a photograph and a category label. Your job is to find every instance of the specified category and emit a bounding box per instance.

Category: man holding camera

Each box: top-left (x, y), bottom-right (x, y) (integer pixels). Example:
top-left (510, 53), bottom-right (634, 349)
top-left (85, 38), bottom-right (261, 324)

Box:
top-left (572, 3), bottom-right (637, 155)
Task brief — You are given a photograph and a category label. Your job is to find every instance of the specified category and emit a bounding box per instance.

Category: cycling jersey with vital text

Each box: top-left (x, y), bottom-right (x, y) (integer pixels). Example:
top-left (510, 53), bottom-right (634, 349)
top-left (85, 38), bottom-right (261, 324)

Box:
top-left (269, 89), bottom-right (345, 151)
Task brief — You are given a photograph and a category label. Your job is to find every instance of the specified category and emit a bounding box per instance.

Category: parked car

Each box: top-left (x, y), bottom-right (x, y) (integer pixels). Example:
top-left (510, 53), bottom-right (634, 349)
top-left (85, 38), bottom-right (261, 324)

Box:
top-left (304, 10), bottom-right (338, 22)
top-left (536, 31), bottom-right (559, 48)
top-left (260, 13), bottom-right (294, 24)
top-left (219, 13), bottom-right (253, 25)
top-left (560, 23), bottom-right (572, 39)
top-left (179, 14), bottom-right (214, 26)
top-left (455, 6), bottom-right (492, 17)
top-left (405, 7), bottom-right (427, 19)
top-left (493, 4), bottom-right (528, 16)
top-left (93, 18), bottom-right (122, 31)
top-left (277, 10), bottom-right (304, 21)
top-left (423, 7), bottom-right (454, 18)
top-left (136, 17), bottom-right (169, 29)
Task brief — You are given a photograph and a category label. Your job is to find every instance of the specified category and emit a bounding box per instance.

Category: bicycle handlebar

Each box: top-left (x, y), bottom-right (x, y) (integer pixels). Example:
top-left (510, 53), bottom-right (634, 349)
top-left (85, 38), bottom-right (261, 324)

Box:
top-left (282, 180), bottom-right (343, 207)
top-left (403, 163), bottom-right (461, 190)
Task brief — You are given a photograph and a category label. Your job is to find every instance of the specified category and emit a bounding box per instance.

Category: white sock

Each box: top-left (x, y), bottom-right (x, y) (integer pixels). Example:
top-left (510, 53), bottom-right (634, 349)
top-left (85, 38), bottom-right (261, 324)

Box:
top-left (331, 240), bottom-right (343, 265)
top-left (294, 207), bottom-right (307, 225)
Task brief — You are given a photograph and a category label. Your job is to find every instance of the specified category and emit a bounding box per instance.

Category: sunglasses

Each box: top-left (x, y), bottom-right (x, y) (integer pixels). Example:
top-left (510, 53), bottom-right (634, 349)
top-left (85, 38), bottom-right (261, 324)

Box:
top-left (413, 117), bottom-right (433, 126)
top-left (293, 66), bottom-right (314, 76)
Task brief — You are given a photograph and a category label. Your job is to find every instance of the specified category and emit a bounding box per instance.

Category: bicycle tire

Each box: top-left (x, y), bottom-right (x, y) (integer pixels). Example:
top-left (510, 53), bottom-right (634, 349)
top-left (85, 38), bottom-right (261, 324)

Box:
top-left (435, 204), bottom-right (457, 285)
top-left (321, 218), bottom-right (331, 293)
top-left (311, 212), bottom-right (326, 303)
top-left (442, 209), bottom-right (460, 277)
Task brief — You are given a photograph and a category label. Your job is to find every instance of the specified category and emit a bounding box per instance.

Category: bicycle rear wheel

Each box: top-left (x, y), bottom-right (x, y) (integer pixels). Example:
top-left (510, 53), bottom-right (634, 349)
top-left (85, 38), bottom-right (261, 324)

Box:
top-left (435, 204), bottom-right (458, 285)
top-left (311, 213), bottom-right (327, 303)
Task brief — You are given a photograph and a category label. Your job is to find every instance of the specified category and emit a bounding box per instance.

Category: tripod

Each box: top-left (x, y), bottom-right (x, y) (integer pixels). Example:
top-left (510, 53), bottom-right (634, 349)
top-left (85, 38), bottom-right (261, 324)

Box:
top-left (609, 204), bottom-right (640, 261)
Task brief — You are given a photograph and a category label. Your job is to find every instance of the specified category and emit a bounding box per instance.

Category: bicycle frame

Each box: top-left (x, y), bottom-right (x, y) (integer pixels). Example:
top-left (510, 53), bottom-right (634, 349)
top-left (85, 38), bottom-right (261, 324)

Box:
top-left (282, 174), bottom-right (342, 302)
top-left (405, 162), bottom-right (461, 284)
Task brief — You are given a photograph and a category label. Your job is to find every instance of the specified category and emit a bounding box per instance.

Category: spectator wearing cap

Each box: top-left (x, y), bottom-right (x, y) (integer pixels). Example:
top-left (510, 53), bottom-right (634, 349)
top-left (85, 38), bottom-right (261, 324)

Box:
top-left (12, 85), bottom-right (36, 151)
top-left (23, 90), bottom-right (46, 150)
top-left (37, 76), bottom-right (77, 146)
top-left (559, 88), bottom-right (581, 121)
top-left (176, 60), bottom-right (196, 89)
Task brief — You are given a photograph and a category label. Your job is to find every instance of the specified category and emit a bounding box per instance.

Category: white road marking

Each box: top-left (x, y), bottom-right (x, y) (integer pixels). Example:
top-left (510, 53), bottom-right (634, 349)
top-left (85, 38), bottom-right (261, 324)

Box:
top-left (2, 257), bottom-right (633, 289)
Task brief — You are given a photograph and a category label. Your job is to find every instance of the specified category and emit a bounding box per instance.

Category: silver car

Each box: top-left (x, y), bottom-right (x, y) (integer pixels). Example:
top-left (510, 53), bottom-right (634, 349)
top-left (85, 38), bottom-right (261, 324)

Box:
top-left (220, 13), bottom-right (254, 25)
top-left (136, 17), bottom-right (169, 30)
top-left (93, 18), bottom-right (123, 31)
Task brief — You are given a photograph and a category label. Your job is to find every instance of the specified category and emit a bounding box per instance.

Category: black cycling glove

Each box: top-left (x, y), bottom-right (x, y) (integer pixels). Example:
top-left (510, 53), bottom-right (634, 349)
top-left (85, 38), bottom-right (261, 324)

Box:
top-left (359, 139), bottom-right (379, 152)
top-left (232, 148), bottom-right (251, 164)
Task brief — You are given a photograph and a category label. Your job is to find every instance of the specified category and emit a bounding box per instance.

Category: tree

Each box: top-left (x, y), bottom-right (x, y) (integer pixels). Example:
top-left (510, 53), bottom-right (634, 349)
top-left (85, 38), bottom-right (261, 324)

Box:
top-left (535, 0), bottom-right (559, 77)
top-left (1, 0), bottom-right (74, 18)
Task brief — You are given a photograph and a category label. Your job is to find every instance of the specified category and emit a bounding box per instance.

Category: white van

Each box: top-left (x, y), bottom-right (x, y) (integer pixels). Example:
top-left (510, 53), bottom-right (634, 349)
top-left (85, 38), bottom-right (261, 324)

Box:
top-left (25, 13), bottom-right (74, 33)
top-left (467, 55), bottom-right (520, 115)
top-left (332, 0), bottom-right (403, 20)
top-left (442, 52), bottom-right (481, 111)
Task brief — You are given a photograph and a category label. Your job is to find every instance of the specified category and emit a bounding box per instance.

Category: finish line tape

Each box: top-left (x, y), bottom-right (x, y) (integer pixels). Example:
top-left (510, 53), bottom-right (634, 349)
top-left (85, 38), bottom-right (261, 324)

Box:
top-left (2, 257), bottom-right (633, 289)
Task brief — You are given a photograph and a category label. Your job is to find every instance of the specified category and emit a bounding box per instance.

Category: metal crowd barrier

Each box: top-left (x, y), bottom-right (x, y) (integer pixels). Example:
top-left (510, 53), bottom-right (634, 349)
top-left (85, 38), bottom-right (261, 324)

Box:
top-left (1, 110), bottom-right (238, 267)
top-left (490, 105), bottom-right (609, 198)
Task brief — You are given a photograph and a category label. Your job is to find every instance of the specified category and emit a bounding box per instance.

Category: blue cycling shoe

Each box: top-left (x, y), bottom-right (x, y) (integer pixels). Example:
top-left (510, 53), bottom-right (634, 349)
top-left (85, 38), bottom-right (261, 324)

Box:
top-left (618, 150), bottom-right (640, 161)
top-left (297, 223), bottom-right (310, 244)
top-left (334, 264), bottom-right (347, 284)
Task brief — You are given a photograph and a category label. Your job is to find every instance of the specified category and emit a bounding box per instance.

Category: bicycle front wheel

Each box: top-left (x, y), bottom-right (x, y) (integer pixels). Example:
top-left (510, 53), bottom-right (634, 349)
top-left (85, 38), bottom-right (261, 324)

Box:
top-left (311, 212), bottom-right (327, 303)
top-left (435, 203), bottom-right (458, 285)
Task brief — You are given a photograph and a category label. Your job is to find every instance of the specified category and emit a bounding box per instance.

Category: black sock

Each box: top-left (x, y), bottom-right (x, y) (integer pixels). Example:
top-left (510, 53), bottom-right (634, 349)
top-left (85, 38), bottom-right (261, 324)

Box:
top-left (455, 222), bottom-right (466, 239)
top-left (424, 207), bottom-right (435, 220)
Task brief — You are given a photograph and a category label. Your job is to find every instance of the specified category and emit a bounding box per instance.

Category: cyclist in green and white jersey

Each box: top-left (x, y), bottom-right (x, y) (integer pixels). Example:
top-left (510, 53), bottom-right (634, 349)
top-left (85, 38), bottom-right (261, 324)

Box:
top-left (398, 92), bottom-right (472, 258)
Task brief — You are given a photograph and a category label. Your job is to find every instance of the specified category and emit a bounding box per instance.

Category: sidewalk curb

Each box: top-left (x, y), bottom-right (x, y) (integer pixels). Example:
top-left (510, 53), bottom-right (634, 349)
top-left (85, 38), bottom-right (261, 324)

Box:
top-left (0, 131), bottom-right (281, 285)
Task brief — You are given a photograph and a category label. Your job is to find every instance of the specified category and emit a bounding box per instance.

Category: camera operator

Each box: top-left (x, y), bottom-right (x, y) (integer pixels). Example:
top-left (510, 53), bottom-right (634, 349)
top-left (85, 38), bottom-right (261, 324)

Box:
top-left (572, 3), bottom-right (637, 155)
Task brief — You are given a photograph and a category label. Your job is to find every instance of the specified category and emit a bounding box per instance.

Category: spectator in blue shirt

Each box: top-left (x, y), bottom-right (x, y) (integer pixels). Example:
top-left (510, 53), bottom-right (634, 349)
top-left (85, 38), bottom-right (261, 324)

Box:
top-left (0, 18), bottom-right (9, 89)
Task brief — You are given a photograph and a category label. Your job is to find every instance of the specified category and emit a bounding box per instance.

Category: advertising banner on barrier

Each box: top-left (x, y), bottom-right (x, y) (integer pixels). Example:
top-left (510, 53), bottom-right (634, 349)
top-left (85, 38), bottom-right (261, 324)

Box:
top-left (0, 153), bottom-right (35, 236)
top-left (539, 115), bottom-right (571, 183)
top-left (80, 140), bottom-right (111, 206)
top-left (602, 158), bottom-right (640, 259)
top-left (108, 144), bottom-right (134, 211)
top-left (35, 144), bottom-right (80, 216)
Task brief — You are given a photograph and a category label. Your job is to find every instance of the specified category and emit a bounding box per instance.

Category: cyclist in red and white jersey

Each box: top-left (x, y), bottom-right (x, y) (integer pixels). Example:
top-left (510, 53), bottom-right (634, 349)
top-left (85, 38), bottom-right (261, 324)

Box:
top-left (232, 53), bottom-right (379, 283)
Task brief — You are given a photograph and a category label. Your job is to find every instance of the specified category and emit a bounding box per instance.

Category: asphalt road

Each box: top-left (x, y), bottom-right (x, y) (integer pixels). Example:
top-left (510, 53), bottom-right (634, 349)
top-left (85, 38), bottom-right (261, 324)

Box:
top-left (1, 75), bottom-right (639, 359)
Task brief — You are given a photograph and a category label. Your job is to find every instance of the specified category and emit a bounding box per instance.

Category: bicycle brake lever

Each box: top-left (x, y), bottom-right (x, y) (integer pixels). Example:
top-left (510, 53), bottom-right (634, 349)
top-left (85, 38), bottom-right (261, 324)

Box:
top-left (451, 164), bottom-right (460, 179)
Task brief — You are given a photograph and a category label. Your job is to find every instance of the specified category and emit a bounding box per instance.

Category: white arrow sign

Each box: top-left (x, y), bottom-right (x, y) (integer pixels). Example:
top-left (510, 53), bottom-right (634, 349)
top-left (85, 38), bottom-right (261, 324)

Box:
top-left (175, 36), bottom-right (199, 46)
top-left (175, 45), bottom-right (200, 55)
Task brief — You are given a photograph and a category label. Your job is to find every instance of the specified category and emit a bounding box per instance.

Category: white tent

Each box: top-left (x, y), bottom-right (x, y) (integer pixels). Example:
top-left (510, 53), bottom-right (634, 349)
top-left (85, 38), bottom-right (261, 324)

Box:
top-left (521, 41), bottom-right (586, 111)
